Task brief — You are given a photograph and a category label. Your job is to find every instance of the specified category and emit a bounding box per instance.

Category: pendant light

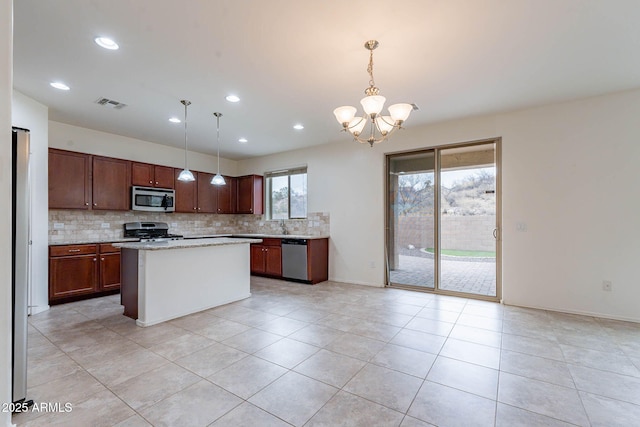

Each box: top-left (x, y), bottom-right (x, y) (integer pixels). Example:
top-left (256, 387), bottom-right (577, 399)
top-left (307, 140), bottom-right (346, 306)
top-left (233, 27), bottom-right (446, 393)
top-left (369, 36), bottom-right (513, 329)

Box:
top-left (177, 100), bottom-right (195, 182)
top-left (210, 112), bottom-right (226, 186)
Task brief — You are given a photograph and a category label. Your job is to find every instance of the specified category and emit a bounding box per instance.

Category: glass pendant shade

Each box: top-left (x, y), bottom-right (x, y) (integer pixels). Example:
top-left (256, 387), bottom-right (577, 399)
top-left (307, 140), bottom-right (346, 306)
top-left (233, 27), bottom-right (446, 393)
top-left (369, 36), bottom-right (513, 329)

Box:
top-left (388, 103), bottom-right (413, 122)
top-left (333, 106), bottom-right (357, 125)
top-left (177, 169), bottom-right (195, 182)
top-left (211, 173), bottom-right (226, 186)
top-left (360, 95), bottom-right (386, 116)
top-left (348, 117), bottom-right (367, 136)
top-left (375, 116), bottom-right (395, 134)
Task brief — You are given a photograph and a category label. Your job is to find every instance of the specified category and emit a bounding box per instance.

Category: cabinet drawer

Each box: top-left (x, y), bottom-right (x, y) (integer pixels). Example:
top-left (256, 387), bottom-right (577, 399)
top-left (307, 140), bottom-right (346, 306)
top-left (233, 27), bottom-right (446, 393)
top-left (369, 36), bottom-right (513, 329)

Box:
top-left (261, 238), bottom-right (281, 247)
top-left (99, 243), bottom-right (120, 254)
top-left (50, 244), bottom-right (97, 257)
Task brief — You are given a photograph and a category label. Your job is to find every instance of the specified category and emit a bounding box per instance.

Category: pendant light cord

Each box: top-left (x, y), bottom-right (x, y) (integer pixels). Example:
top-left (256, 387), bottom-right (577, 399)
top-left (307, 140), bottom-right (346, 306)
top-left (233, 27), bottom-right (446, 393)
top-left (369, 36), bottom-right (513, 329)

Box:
top-left (184, 102), bottom-right (188, 168)
top-left (214, 112), bottom-right (222, 175)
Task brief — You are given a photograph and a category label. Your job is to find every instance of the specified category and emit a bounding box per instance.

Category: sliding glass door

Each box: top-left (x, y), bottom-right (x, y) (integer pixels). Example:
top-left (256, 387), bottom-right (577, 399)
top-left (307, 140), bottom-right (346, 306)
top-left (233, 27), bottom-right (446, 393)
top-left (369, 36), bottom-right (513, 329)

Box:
top-left (386, 140), bottom-right (501, 300)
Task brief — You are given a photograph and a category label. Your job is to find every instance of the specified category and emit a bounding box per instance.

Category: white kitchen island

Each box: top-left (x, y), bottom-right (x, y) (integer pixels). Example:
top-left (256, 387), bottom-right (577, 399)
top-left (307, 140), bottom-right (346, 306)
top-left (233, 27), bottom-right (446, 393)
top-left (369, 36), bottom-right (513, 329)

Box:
top-left (115, 237), bottom-right (262, 327)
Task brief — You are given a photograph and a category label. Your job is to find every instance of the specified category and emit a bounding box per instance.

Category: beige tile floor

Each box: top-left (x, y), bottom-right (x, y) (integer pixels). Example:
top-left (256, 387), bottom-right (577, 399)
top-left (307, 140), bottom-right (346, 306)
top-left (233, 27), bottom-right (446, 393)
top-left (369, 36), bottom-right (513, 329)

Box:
top-left (13, 276), bottom-right (640, 426)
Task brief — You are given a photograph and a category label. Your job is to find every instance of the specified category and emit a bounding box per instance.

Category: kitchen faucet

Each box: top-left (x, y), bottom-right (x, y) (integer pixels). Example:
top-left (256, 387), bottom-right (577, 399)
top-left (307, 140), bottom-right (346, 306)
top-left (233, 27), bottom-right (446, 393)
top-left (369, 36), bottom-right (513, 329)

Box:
top-left (280, 219), bottom-right (289, 235)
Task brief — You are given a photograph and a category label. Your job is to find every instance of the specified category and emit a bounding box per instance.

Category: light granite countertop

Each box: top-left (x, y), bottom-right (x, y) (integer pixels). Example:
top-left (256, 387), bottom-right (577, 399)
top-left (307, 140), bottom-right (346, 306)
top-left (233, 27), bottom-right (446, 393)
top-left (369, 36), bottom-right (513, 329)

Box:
top-left (112, 237), bottom-right (263, 251)
top-left (231, 233), bottom-right (330, 240)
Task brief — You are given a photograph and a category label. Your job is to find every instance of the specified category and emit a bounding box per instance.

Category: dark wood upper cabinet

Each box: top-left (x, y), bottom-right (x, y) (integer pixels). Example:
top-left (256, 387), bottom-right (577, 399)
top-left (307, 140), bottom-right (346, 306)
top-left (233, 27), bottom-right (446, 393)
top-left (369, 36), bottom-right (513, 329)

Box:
top-left (49, 148), bottom-right (262, 215)
top-left (132, 162), bottom-right (174, 189)
top-left (197, 172), bottom-right (217, 213)
top-left (216, 176), bottom-right (236, 214)
top-left (174, 168), bottom-right (198, 213)
top-left (236, 175), bottom-right (263, 214)
top-left (154, 165), bottom-right (175, 189)
top-left (49, 149), bottom-right (91, 209)
top-left (92, 156), bottom-right (131, 210)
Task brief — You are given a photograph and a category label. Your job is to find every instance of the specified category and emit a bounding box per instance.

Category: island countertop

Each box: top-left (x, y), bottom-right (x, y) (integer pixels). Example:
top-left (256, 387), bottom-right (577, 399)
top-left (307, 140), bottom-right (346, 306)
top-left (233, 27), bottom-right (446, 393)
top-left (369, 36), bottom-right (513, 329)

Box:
top-left (113, 237), bottom-right (263, 251)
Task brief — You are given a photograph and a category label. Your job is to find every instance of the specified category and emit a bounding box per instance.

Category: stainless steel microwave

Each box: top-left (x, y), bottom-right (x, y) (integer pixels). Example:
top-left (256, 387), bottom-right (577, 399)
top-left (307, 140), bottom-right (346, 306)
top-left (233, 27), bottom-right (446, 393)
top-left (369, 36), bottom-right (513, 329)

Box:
top-left (131, 186), bottom-right (175, 212)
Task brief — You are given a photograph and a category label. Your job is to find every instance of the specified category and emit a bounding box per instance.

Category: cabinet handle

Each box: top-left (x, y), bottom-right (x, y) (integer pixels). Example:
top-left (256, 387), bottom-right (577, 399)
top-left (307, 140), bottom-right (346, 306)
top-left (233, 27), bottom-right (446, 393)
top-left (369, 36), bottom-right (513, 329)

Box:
top-left (197, 207), bottom-right (201, 210)
top-left (155, 181), bottom-right (159, 185)
top-left (68, 249), bottom-right (81, 253)
top-left (149, 180), bottom-right (153, 184)
top-left (93, 258), bottom-right (97, 262)
top-left (85, 202), bottom-right (89, 206)
top-left (93, 203), bottom-right (97, 206)
top-left (101, 257), bottom-right (105, 261)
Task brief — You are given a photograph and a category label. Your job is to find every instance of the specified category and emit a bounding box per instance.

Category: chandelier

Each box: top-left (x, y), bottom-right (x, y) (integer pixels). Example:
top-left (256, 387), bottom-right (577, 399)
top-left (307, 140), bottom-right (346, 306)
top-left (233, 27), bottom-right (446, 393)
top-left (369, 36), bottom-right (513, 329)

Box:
top-left (333, 40), bottom-right (413, 147)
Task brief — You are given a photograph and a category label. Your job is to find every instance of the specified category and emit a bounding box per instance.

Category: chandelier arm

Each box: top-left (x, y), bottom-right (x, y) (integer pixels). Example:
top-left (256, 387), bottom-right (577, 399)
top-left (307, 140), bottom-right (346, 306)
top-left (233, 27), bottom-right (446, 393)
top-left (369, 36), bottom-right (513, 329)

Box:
top-left (345, 115), bottom-right (368, 131)
top-left (378, 115), bottom-right (397, 127)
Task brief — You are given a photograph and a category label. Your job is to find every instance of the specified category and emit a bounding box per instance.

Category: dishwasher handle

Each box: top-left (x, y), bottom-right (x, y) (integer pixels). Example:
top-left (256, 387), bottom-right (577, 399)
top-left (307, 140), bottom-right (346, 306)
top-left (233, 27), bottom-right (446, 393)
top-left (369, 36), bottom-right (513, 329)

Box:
top-left (281, 239), bottom-right (307, 245)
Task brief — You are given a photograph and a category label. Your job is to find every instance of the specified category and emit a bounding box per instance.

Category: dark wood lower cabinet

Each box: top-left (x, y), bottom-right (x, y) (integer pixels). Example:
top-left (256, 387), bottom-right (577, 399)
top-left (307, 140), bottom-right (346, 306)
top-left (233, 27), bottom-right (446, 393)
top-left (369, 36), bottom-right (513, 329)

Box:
top-left (251, 238), bottom-right (282, 277)
top-left (250, 238), bottom-right (328, 284)
top-left (49, 243), bottom-right (121, 304)
top-left (49, 254), bottom-right (98, 299)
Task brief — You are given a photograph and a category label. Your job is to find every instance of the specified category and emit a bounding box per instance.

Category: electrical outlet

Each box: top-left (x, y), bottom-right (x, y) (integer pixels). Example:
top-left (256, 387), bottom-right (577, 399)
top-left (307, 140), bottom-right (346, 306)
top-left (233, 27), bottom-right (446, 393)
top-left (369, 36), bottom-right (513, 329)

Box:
top-left (602, 280), bottom-right (612, 291)
top-left (370, 261), bottom-right (376, 269)
top-left (101, 223), bottom-right (110, 229)
top-left (516, 222), bottom-right (527, 232)
top-left (171, 222), bottom-right (178, 227)
top-left (53, 222), bottom-right (64, 229)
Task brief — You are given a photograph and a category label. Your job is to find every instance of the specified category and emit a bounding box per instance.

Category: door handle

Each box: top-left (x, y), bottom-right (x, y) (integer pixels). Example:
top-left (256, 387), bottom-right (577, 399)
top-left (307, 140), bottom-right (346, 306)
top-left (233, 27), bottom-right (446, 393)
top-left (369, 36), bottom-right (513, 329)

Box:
top-left (493, 228), bottom-right (498, 239)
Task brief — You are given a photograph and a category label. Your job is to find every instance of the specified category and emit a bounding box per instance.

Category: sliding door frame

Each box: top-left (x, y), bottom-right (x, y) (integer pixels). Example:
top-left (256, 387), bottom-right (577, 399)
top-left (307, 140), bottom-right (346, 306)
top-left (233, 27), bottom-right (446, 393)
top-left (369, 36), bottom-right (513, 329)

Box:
top-left (384, 137), bottom-right (502, 303)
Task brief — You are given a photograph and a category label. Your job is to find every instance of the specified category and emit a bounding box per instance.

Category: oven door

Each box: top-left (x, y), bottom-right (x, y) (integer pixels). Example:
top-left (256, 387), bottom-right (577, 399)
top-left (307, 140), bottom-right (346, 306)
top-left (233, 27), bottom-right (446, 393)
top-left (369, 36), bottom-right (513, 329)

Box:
top-left (131, 187), bottom-right (175, 212)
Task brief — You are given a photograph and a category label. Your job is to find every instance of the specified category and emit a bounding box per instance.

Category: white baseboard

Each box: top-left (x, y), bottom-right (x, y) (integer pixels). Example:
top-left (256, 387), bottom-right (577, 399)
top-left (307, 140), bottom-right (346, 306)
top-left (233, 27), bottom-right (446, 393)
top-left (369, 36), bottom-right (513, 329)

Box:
top-left (503, 301), bottom-right (640, 324)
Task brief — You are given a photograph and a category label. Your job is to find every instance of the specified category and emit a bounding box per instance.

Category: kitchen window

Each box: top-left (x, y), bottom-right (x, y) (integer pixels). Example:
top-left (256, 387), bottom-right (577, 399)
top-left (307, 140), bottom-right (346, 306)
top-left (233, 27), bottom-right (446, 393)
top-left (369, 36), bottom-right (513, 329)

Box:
top-left (265, 167), bottom-right (307, 219)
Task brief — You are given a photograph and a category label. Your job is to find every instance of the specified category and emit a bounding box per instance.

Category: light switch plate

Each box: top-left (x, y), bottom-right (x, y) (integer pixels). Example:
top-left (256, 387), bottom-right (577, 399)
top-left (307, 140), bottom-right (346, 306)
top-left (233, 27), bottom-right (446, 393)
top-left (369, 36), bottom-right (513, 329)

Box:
top-left (53, 223), bottom-right (64, 229)
top-left (101, 223), bottom-right (110, 228)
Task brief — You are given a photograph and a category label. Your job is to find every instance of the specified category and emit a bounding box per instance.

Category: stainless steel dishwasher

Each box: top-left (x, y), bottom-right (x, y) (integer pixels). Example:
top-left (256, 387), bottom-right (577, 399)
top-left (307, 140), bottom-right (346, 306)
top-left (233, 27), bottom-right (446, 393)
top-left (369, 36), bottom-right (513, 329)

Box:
top-left (281, 239), bottom-right (308, 281)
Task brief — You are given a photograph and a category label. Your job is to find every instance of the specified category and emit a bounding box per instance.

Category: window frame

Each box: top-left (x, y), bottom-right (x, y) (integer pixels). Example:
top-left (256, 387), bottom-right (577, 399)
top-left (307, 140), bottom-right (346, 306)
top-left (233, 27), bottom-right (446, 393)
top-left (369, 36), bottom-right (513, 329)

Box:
top-left (264, 166), bottom-right (307, 220)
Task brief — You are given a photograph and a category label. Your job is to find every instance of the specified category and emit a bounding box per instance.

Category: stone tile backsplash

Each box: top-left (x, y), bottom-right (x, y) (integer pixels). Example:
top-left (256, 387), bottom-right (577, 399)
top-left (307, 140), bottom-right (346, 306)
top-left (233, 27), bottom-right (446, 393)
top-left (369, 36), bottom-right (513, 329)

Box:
top-left (49, 210), bottom-right (330, 244)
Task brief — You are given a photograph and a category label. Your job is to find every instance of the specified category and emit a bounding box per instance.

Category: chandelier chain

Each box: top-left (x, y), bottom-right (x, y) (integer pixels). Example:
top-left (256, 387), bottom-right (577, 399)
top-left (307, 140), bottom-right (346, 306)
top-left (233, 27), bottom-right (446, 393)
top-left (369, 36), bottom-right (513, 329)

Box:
top-left (367, 48), bottom-right (375, 88)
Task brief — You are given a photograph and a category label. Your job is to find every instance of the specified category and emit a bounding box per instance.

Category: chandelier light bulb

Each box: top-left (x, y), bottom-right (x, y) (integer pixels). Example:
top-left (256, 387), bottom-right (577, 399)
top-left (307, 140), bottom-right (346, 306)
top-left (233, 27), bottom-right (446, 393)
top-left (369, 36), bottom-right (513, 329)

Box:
top-left (375, 116), bottom-right (395, 135)
top-left (388, 103), bottom-right (413, 123)
top-left (333, 106), bottom-right (357, 126)
top-left (360, 95), bottom-right (386, 116)
top-left (348, 117), bottom-right (367, 136)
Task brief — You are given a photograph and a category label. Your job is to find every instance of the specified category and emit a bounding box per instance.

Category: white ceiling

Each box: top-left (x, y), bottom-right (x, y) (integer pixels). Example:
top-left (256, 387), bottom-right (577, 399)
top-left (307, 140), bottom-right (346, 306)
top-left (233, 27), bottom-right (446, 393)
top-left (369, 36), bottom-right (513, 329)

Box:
top-left (13, 0), bottom-right (640, 160)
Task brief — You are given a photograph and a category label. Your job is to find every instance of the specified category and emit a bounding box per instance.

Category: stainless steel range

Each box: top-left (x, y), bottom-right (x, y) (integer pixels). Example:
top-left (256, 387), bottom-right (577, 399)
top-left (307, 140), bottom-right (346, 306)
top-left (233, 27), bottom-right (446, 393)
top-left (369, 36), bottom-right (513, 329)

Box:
top-left (123, 222), bottom-right (183, 242)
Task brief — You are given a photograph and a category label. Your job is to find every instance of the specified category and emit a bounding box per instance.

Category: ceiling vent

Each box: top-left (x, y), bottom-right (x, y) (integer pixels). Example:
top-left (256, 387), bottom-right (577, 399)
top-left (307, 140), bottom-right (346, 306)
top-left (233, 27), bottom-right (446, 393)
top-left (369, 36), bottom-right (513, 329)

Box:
top-left (95, 97), bottom-right (127, 109)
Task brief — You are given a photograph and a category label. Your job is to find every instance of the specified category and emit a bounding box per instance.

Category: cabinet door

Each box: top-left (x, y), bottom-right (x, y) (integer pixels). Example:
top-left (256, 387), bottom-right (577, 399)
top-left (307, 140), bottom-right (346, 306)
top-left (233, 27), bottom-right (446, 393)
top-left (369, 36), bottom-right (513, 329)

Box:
top-left (197, 172), bottom-right (217, 213)
top-left (250, 245), bottom-right (265, 274)
top-left (131, 162), bottom-right (154, 187)
top-left (264, 246), bottom-right (282, 277)
top-left (174, 168), bottom-right (198, 212)
top-left (49, 255), bottom-right (98, 299)
top-left (154, 165), bottom-right (175, 189)
top-left (237, 175), bottom-right (263, 214)
top-left (216, 176), bottom-right (236, 214)
top-left (48, 149), bottom-right (91, 209)
top-left (92, 156), bottom-right (131, 210)
top-left (100, 252), bottom-right (121, 291)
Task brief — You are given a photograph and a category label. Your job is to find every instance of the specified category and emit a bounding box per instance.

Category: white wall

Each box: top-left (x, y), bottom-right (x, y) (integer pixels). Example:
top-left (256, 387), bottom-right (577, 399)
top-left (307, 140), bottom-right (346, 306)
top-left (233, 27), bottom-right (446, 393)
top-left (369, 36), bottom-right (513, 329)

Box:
top-left (1, 0), bottom-right (13, 424)
top-left (12, 91), bottom-right (49, 315)
top-left (49, 121), bottom-right (238, 176)
top-left (239, 89), bottom-right (640, 322)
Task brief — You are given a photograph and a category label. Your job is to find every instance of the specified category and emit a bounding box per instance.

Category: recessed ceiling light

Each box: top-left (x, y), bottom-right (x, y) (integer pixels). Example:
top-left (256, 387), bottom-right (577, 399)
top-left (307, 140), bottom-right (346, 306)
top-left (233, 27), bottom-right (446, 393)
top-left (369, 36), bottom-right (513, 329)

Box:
top-left (225, 95), bottom-right (240, 103)
top-left (238, 138), bottom-right (248, 143)
top-left (169, 117), bottom-right (181, 123)
top-left (50, 82), bottom-right (70, 91)
top-left (94, 37), bottom-right (119, 50)
top-left (293, 124), bottom-right (304, 130)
